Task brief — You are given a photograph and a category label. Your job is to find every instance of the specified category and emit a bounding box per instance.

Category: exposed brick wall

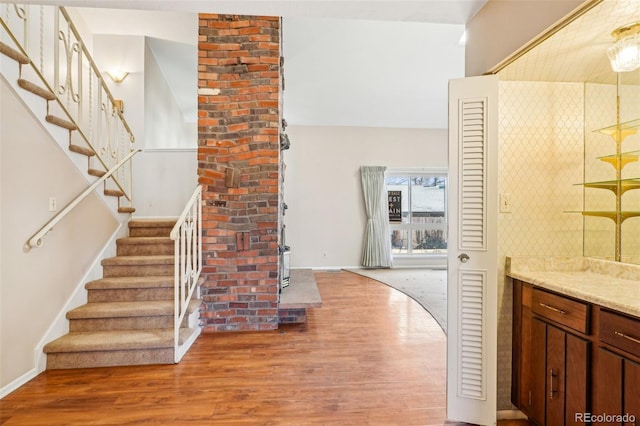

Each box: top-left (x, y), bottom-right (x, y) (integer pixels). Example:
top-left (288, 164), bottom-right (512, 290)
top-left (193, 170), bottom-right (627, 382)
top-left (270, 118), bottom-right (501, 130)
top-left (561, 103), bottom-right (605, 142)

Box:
top-left (197, 14), bottom-right (281, 332)
top-left (278, 308), bottom-right (307, 324)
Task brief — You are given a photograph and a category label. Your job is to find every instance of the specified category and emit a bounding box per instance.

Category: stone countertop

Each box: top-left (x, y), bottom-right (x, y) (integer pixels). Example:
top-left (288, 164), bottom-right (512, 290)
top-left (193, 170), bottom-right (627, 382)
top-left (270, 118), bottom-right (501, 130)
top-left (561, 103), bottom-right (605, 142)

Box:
top-left (506, 257), bottom-right (640, 318)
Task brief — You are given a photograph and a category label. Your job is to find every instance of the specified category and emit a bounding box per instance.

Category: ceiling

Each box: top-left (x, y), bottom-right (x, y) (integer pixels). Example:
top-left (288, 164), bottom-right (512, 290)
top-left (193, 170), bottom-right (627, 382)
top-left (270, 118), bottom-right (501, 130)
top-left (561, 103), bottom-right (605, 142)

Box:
top-left (497, 0), bottom-right (640, 84)
top-left (34, 1), bottom-right (489, 24)
top-left (71, 1), bottom-right (484, 128)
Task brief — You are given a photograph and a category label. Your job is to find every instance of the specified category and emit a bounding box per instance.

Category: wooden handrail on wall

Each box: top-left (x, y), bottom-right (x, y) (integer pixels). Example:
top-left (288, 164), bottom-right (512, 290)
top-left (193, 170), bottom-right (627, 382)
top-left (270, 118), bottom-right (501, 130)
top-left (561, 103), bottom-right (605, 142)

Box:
top-left (25, 149), bottom-right (142, 252)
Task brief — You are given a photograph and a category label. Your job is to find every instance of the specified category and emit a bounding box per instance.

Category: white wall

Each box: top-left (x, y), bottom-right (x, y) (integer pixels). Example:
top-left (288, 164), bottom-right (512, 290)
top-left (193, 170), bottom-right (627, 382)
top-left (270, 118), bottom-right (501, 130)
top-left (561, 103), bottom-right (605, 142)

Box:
top-left (465, 0), bottom-right (584, 76)
top-left (144, 39), bottom-right (195, 150)
top-left (281, 17), bottom-right (460, 269)
top-left (282, 17), bottom-right (464, 129)
top-left (91, 34), bottom-right (198, 217)
top-left (1, 77), bottom-right (120, 390)
top-left (93, 35), bottom-right (146, 146)
top-left (132, 149), bottom-right (199, 217)
top-left (283, 125), bottom-right (447, 268)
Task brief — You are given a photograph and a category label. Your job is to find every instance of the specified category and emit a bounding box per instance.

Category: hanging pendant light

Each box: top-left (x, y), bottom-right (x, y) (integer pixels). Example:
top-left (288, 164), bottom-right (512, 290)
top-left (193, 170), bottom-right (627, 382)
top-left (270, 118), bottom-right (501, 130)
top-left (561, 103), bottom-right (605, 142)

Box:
top-left (608, 22), bottom-right (640, 72)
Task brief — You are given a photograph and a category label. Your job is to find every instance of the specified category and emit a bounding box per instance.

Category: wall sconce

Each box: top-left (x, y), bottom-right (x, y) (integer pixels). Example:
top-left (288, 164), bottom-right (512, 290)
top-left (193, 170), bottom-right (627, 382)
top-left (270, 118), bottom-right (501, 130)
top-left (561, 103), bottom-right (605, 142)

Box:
top-left (105, 69), bottom-right (129, 83)
top-left (607, 22), bottom-right (640, 72)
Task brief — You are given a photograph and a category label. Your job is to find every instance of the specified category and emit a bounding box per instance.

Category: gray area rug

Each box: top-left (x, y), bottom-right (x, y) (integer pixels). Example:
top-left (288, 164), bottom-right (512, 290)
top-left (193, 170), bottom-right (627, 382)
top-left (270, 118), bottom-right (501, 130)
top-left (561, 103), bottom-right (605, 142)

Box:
top-left (345, 268), bottom-right (447, 334)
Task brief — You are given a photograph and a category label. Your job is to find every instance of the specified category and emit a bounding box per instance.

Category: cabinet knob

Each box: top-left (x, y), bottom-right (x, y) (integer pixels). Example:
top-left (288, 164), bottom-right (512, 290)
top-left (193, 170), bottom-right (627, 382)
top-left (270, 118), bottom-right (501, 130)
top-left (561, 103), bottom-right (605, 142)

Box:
top-left (458, 253), bottom-right (470, 263)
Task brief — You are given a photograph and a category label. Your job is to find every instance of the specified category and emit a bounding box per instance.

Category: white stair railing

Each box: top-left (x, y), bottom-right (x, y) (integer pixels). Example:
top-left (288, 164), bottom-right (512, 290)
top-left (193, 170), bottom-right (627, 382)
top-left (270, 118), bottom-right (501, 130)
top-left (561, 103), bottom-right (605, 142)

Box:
top-left (0, 4), bottom-right (136, 207)
top-left (170, 185), bottom-right (203, 362)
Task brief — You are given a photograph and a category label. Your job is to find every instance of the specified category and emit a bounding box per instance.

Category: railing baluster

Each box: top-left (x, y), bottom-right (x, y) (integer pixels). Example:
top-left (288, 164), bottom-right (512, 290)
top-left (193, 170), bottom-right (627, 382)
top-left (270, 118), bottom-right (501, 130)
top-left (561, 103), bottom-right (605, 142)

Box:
top-left (1, 4), bottom-right (137, 208)
top-left (181, 223), bottom-right (187, 311)
top-left (1, 3), bottom-right (141, 248)
top-left (53, 7), bottom-right (59, 99)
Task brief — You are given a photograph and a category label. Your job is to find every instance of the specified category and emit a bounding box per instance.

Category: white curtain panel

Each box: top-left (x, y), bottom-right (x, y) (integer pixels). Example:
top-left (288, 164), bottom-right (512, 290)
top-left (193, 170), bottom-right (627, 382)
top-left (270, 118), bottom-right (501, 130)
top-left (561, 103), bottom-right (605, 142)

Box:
top-left (360, 166), bottom-right (393, 268)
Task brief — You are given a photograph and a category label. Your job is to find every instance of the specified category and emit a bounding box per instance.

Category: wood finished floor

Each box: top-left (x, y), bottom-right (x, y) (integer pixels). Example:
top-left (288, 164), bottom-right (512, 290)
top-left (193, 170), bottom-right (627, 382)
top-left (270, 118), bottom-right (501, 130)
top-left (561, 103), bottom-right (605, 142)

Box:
top-left (1, 271), bottom-right (526, 425)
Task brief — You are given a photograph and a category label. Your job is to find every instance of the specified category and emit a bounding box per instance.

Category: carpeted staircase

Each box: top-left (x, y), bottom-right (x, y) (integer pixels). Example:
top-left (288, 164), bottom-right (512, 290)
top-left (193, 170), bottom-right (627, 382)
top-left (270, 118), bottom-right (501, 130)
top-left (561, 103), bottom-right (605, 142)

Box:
top-left (43, 219), bottom-right (202, 369)
top-left (0, 40), bottom-right (135, 213)
top-left (3, 33), bottom-right (202, 369)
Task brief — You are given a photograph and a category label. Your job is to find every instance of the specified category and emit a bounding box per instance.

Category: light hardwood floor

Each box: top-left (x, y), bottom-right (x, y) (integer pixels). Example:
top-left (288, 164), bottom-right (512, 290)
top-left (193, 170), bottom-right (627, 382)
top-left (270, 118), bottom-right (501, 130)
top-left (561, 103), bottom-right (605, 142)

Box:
top-left (1, 271), bottom-right (526, 425)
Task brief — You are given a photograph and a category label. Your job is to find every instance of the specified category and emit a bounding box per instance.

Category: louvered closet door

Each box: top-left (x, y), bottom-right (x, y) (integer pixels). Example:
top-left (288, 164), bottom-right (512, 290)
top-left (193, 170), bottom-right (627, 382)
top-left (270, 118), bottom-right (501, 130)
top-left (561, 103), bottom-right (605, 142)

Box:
top-left (446, 75), bottom-right (498, 426)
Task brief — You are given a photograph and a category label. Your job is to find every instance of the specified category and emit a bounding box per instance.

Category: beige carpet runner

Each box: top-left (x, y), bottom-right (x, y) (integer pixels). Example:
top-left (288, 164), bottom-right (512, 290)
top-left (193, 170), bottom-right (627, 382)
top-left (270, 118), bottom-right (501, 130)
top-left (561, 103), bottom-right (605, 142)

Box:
top-left (345, 268), bottom-right (447, 333)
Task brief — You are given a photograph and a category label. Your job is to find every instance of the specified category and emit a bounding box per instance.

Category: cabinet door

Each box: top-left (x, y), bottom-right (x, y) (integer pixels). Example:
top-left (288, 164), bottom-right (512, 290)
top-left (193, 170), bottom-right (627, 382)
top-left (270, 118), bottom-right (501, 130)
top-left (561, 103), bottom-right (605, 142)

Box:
top-left (565, 333), bottom-right (589, 426)
top-left (530, 318), bottom-right (547, 425)
top-left (624, 359), bottom-right (640, 426)
top-left (519, 309), bottom-right (534, 413)
top-left (546, 325), bottom-right (566, 426)
top-left (593, 348), bottom-right (623, 425)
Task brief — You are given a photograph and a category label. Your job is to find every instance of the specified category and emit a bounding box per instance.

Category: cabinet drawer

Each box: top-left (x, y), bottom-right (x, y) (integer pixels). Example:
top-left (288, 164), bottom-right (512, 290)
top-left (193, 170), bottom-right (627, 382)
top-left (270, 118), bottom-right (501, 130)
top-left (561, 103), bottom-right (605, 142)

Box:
top-left (600, 309), bottom-right (640, 358)
top-left (532, 288), bottom-right (589, 333)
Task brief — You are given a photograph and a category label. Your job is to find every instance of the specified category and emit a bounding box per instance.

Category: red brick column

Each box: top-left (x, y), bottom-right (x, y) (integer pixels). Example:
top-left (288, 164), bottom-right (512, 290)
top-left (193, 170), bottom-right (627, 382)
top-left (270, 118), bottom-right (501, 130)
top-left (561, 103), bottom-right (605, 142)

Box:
top-left (197, 14), bottom-right (281, 332)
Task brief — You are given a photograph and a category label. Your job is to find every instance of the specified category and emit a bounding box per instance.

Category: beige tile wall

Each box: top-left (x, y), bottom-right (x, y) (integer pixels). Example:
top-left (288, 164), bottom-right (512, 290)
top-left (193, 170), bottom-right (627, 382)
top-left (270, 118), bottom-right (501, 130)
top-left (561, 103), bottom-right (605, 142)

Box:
top-left (583, 83), bottom-right (617, 259)
top-left (496, 80), bottom-right (585, 409)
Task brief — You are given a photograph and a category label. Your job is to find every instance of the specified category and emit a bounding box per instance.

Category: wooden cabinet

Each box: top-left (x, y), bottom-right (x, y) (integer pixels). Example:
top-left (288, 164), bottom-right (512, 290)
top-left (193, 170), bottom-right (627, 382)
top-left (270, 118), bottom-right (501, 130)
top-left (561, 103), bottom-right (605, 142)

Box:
top-left (512, 279), bottom-right (640, 426)
top-left (625, 359), bottom-right (640, 426)
top-left (592, 347), bottom-right (640, 426)
top-left (593, 310), bottom-right (640, 426)
top-left (512, 284), bottom-right (589, 425)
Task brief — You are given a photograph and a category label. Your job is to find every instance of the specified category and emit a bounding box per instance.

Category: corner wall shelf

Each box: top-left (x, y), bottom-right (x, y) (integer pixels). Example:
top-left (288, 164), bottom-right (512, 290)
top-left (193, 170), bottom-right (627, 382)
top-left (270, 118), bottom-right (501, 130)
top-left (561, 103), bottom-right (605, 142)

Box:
top-left (595, 118), bottom-right (640, 142)
top-left (574, 177), bottom-right (640, 195)
top-left (576, 105), bottom-right (640, 261)
top-left (596, 150), bottom-right (640, 168)
top-left (567, 211), bottom-right (640, 222)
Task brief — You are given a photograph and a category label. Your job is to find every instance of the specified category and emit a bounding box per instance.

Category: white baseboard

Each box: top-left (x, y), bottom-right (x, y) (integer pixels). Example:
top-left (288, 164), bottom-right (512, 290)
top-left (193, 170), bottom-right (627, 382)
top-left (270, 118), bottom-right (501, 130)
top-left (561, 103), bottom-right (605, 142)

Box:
top-left (33, 223), bottom-right (126, 377)
top-left (0, 367), bottom-right (38, 399)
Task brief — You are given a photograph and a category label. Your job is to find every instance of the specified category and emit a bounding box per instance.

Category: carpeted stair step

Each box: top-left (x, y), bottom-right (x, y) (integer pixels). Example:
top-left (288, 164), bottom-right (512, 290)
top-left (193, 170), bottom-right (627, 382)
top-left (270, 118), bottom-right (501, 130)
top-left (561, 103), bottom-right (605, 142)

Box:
top-left (88, 168), bottom-right (106, 178)
top-left (118, 206), bottom-right (136, 214)
top-left (0, 41), bottom-right (29, 64)
top-left (86, 276), bottom-right (175, 302)
top-left (68, 144), bottom-right (95, 157)
top-left (117, 236), bottom-right (174, 256)
top-left (102, 255), bottom-right (174, 277)
top-left (17, 78), bottom-right (56, 100)
top-left (128, 219), bottom-right (177, 238)
top-left (45, 114), bottom-right (77, 131)
top-left (42, 219), bottom-right (203, 370)
top-left (43, 327), bottom-right (200, 369)
top-left (104, 188), bottom-right (125, 197)
top-left (67, 299), bottom-right (201, 331)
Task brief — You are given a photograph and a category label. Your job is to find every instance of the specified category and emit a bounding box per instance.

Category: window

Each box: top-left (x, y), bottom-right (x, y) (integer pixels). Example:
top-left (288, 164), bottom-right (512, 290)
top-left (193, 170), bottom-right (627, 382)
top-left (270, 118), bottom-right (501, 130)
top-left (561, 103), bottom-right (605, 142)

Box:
top-left (385, 172), bottom-right (447, 256)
